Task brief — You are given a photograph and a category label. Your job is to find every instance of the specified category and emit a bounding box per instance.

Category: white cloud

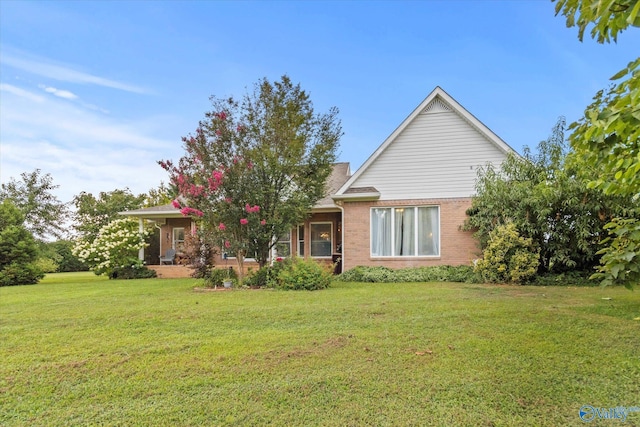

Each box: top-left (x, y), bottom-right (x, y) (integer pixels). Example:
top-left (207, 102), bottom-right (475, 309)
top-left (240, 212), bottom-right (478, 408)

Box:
top-left (39, 84), bottom-right (78, 99)
top-left (0, 82), bottom-right (45, 103)
top-left (1, 48), bottom-right (150, 94)
top-left (0, 82), bottom-right (178, 203)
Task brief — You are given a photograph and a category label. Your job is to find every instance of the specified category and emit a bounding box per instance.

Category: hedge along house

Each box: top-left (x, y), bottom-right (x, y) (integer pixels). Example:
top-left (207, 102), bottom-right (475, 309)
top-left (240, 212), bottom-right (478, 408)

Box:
top-left (123, 87), bottom-right (514, 277)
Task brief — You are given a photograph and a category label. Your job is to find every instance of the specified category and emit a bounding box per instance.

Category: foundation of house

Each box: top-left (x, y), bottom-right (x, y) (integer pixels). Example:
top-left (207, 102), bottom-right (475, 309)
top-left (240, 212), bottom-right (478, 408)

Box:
top-left (149, 265), bottom-right (193, 279)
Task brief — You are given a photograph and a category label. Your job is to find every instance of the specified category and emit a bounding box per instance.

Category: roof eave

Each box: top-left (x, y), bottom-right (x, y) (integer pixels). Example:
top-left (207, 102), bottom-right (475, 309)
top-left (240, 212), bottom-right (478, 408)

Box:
top-left (332, 192), bottom-right (381, 201)
top-left (119, 210), bottom-right (185, 219)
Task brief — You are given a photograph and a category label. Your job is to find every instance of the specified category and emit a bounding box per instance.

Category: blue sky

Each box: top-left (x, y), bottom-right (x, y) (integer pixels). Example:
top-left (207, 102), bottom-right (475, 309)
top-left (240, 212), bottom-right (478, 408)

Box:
top-left (1, 0), bottom-right (637, 203)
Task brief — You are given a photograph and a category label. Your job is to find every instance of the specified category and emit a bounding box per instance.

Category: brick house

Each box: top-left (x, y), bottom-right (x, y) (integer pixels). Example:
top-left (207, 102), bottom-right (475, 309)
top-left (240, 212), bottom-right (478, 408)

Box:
top-left (123, 87), bottom-right (514, 276)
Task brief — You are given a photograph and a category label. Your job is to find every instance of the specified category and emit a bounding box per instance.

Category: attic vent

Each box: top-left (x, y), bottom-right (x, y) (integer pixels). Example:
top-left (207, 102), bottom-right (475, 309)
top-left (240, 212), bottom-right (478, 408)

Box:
top-left (422, 97), bottom-right (452, 114)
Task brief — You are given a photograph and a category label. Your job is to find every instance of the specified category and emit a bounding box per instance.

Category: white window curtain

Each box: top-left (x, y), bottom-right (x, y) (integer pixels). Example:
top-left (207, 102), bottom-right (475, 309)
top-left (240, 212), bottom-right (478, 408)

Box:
top-left (371, 208), bottom-right (391, 256)
top-left (371, 206), bottom-right (440, 257)
top-left (394, 208), bottom-right (415, 256)
top-left (418, 207), bottom-right (439, 256)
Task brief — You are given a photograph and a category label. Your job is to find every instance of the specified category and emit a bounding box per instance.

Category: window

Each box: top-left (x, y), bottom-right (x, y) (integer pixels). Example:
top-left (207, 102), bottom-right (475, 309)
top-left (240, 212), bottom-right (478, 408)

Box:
top-left (371, 207), bottom-right (439, 257)
top-left (297, 225), bottom-right (305, 257)
top-left (310, 222), bottom-right (332, 257)
top-left (275, 230), bottom-right (291, 258)
top-left (173, 227), bottom-right (185, 252)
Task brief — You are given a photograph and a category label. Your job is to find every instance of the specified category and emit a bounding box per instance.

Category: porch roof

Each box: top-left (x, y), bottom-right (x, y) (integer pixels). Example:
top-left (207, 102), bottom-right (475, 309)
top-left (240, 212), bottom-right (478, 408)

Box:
top-left (119, 203), bottom-right (184, 220)
top-left (121, 163), bottom-right (351, 219)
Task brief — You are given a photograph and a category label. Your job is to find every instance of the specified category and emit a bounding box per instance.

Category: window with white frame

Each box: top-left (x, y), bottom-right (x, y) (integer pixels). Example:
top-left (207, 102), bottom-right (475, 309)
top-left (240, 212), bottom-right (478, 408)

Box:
top-left (275, 230), bottom-right (291, 258)
top-left (371, 206), bottom-right (440, 257)
top-left (297, 225), bottom-right (305, 257)
top-left (310, 222), bottom-right (332, 257)
top-left (173, 227), bottom-right (185, 252)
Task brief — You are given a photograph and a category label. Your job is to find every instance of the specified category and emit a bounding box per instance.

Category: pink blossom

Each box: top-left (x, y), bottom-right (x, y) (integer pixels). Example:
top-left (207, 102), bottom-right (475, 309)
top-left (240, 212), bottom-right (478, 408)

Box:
top-left (218, 111), bottom-right (227, 121)
top-left (236, 124), bottom-right (244, 132)
top-left (218, 223), bottom-right (226, 231)
top-left (180, 207), bottom-right (204, 217)
top-left (247, 161), bottom-right (254, 170)
top-left (224, 197), bottom-right (232, 203)
top-left (215, 129), bottom-right (222, 136)
top-left (240, 218), bottom-right (248, 225)
top-left (276, 257), bottom-right (283, 262)
top-left (207, 178), bottom-right (218, 191)
top-left (224, 240), bottom-right (231, 248)
top-left (171, 199), bottom-right (181, 209)
top-left (188, 184), bottom-right (205, 197)
top-left (260, 219), bottom-right (266, 226)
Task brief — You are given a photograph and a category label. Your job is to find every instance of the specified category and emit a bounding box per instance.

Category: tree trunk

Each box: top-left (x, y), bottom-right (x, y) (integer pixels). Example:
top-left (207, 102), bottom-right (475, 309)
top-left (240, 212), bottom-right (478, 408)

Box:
top-left (235, 249), bottom-right (245, 285)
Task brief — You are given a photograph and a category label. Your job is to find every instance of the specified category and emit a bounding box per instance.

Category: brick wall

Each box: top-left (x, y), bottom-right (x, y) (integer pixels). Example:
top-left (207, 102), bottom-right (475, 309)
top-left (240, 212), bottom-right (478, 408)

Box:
top-left (341, 197), bottom-right (479, 270)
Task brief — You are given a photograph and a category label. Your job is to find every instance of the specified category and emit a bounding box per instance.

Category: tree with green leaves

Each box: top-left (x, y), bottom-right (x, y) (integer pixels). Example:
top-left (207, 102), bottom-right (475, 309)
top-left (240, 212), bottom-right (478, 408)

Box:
top-left (554, 0), bottom-right (639, 288)
top-left (73, 188), bottom-right (146, 242)
top-left (0, 169), bottom-right (69, 241)
top-left (161, 75), bottom-right (342, 284)
top-left (143, 182), bottom-right (175, 208)
top-left (466, 118), bottom-right (629, 274)
top-left (0, 200), bottom-right (44, 286)
top-left (38, 240), bottom-right (88, 273)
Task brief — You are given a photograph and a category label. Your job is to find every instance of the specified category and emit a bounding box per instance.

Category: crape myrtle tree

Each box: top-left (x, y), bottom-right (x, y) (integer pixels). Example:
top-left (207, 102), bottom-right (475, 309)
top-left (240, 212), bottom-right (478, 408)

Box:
top-left (554, 0), bottom-right (639, 288)
top-left (160, 75), bottom-right (342, 284)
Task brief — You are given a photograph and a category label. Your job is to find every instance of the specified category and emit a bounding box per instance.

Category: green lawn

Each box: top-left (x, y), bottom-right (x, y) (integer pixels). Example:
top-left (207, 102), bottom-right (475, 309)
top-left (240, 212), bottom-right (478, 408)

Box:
top-left (1, 273), bottom-right (639, 426)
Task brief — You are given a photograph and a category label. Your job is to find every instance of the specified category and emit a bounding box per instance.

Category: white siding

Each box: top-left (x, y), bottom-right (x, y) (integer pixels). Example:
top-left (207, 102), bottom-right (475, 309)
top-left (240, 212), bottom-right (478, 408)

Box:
top-left (350, 109), bottom-right (508, 199)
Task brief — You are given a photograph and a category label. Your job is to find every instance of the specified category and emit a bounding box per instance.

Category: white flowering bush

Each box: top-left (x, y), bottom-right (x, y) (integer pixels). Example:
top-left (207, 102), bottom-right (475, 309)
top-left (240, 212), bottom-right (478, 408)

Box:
top-left (73, 218), bottom-right (150, 277)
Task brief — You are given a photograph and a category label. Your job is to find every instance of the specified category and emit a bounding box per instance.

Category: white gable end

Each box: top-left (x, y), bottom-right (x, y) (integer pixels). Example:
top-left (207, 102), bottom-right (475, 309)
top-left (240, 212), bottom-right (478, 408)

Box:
top-left (346, 94), bottom-right (510, 200)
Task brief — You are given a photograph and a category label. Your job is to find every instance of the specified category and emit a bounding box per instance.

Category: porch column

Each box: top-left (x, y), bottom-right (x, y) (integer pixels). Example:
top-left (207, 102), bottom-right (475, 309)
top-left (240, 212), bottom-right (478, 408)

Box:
top-left (138, 218), bottom-right (145, 261)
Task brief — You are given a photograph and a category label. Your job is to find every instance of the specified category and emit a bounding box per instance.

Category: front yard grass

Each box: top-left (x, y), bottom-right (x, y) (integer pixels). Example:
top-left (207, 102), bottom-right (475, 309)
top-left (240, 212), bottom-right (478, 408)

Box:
top-left (1, 273), bottom-right (638, 426)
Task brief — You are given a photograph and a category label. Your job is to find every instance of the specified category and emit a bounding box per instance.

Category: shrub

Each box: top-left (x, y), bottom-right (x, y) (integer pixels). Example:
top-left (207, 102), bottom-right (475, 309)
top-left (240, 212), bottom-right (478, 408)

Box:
top-left (530, 271), bottom-right (599, 287)
top-left (338, 266), bottom-right (395, 282)
top-left (338, 265), bottom-right (479, 283)
top-left (474, 222), bottom-right (539, 284)
top-left (0, 262), bottom-right (44, 287)
top-left (0, 200), bottom-right (44, 286)
top-left (109, 262), bottom-right (157, 280)
top-left (204, 266), bottom-right (237, 288)
top-left (244, 261), bottom-right (285, 288)
top-left (272, 258), bottom-right (332, 291)
top-left (73, 218), bottom-right (149, 278)
top-left (34, 257), bottom-right (59, 273)
top-left (183, 231), bottom-right (217, 279)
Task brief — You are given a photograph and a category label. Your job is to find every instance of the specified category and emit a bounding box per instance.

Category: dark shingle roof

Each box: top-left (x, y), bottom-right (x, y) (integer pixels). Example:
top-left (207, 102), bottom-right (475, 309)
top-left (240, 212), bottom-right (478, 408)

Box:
top-left (314, 162), bottom-right (351, 208)
top-left (343, 186), bottom-right (379, 194)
